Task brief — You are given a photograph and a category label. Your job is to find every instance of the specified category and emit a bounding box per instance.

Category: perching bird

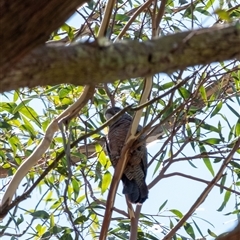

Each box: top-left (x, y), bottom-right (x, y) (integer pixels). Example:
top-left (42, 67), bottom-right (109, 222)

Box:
top-left (105, 107), bottom-right (148, 204)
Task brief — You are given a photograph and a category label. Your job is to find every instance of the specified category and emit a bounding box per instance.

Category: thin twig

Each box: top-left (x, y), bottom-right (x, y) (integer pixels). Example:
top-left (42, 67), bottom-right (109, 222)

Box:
top-left (163, 172), bottom-right (240, 195)
top-left (162, 138), bottom-right (240, 240)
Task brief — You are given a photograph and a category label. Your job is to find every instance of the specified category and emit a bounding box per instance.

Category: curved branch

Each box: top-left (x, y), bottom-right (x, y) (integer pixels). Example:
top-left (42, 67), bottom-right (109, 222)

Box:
top-left (100, 74), bottom-right (153, 239)
top-left (0, 119), bottom-right (59, 210)
top-left (0, 85), bottom-right (95, 217)
top-left (0, 105), bottom-right (133, 218)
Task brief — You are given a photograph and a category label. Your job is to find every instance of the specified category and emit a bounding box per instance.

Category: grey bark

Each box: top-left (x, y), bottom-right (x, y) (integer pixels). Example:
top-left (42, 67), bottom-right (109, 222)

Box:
top-left (0, 0), bottom-right (88, 73)
top-left (1, 23), bottom-right (240, 93)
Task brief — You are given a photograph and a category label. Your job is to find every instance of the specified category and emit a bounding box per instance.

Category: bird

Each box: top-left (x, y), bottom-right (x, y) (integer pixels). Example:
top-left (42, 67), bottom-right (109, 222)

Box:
top-left (104, 107), bottom-right (148, 204)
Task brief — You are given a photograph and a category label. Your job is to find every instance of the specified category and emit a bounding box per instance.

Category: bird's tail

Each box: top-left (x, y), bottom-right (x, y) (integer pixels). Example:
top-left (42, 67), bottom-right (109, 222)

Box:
top-left (121, 175), bottom-right (148, 204)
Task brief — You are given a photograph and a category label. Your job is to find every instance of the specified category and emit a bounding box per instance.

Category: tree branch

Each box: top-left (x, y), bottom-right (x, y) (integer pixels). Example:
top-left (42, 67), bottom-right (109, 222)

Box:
top-left (162, 138), bottom-right (240, 240)
top-left (0, 85), bottom-right (95, 218)
top-left (0, 0), bottom-right (88, 72)
top-left (1, 23), bottom-right (239, 93)
top-left (163, 172), bottom-right (240, 195)
top-left (0, 66), bottom-right (238, 181)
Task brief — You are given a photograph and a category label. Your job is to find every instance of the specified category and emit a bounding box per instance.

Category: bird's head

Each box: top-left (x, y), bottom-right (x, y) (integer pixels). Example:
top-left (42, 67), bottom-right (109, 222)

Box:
top-left (104, 107), bottom-right (122, 120)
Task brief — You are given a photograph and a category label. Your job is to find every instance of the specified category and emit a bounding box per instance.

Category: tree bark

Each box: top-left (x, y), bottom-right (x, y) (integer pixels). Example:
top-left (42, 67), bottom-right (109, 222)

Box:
top-left (1, 23), bottom-right (239, 93)
top-left (0, 0), bottom-right (88, 73)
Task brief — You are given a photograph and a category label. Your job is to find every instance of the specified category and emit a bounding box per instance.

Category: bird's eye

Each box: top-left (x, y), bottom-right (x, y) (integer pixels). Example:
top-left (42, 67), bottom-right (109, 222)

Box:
top-left (105, 113), bottom-right (113, 120)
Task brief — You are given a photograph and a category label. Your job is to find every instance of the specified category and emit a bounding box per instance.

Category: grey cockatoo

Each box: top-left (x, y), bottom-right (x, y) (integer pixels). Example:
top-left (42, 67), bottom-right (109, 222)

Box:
top-left (105, 107), bottom-right (148, 204)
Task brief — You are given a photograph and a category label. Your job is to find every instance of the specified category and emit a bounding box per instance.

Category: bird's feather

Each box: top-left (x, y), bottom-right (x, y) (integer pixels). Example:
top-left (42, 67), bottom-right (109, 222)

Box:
top-left (105, 107), bottom-right (148, 204)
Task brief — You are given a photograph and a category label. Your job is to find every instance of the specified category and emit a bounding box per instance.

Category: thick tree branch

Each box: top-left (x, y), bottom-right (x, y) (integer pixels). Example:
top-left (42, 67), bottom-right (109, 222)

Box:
top-left (1, 23), bottom-right (239, 93)
top-left (0, 0), bottom-right (88, 72)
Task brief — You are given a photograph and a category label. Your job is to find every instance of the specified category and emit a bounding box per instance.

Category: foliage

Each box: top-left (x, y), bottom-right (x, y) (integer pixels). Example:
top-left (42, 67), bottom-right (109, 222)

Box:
top-left (0, 0), bottom-right (240, 239)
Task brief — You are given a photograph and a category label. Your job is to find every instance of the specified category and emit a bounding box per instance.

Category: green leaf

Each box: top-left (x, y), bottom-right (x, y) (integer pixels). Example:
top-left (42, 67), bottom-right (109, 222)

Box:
top-left (169, 209), bottom-right (183, 218)
top-left (61, 23), bottom-right (75, 40)
top-left (169, 219), bottom-right (174, 229)
top-left (76, 195), bottom-right (86, 204)
top-left (199, 85), bottom-right (207, 104)
top-left (44, 190), bottom-right (53, 202)
top-left (226, 103), bottom-right (240, 118)
top-left (208, 229), bottom-right (217, 237)
top-left (215, 9), bottom-right (231, 21)
top-left (199, 144), bottom-right (215, 176)
top-left (31, 210), bottom-right (50, 219)
top-left (178, 87), bottom-right (191, 100)
top-left (21, 115), bottom-right (36, 137)
top-left (153, 160), bottom-right (162, 176)
top-left (20, 106), bottom-right (40, 127)
top-left (59, 87), bottom-right (71, 98)
top-left (42, 119), bottom-right (50, 132)
top-left (202, 138), bottom-right (221, 145)
top-left (204, 0), bottom-right (216, 10)
top-left (52, 225), bottom-right (63, 234)
top-left (153, 149), bottom-right (166, 176)
top-left (98, 88), bottom-right (105, 95)
top-left (0, 102), bottom-right (17, 113)
top-left (72, 178), bottom-right (80, 199)
top-left (115, 14), bottom-right (130, 21)
top-left (44, 85), bottom-right (60, 94)
top-left (192, 219), bottom-right (204, 238)
top-left (101, 171), bottom-right (112, 194)
top-left (228, 125), bottom-right (235, 142)
top-left (196, 7), bottom-right (211, 16)
top-left (203, 158), bottom-right (215, 176)
top-left (200, 122), bottom-right (219, 133)
top-left (188, 160), bottom-right (197, 168)
top-left (8, 135), bottom-right (21, 155)
top-left (42, 231), bottom-right (51, 239)
top-left (217, 188), bottom-right (232, 211)
top-left (13, 91), bottom-right (19, 102)
top-left (211, 101), bottom-right (223, 118)
top-left (35, 224), bottom-right (47, 236)
top-left (184, 222), bottom-right (195, 239)
top-left (235, 119), bottom-right (240, 136)
top-left (179, 0), bottom-right (188, 5)
top-left (50, 214), bottom-right (55, 228)
top-left (74, 215), bottom-right (88, 224)
top-left (16, 214), bottom-right (24, 226)
top-left (219, 175), bottom-right (227, 194)
top-left (50, 198), bottom-right (63, 209)
top-left (230, 161), bottom-right (240, 169)
top-left (60, 233), bottom-right (73, 240)
top-left (12, 99), bottom-right (31, 114)
top-left (96, 144), bottom-right (110, 169)
top-left (0, 121), bottom-right (12, 129)
top-left (158, 200), bottom-right (168, 212)
top-left (159, 82), bottom-right (175, 90)
top-left (186, 123), bottom-right (195, 150)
